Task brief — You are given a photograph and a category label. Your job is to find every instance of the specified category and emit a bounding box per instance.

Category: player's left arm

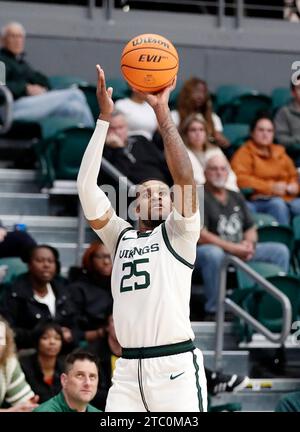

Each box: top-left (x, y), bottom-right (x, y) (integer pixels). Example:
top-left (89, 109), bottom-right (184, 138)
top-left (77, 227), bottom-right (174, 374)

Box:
top-left (141, 78), bottom-right (198, 218)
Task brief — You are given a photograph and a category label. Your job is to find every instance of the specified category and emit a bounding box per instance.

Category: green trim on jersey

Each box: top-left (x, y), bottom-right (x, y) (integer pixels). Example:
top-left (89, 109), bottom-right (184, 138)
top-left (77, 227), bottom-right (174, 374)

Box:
top-left (122, 339), bottom-right (195, 359)
top-left (161, 223), bottom-right (194, 269)
top-left (114, 226), bottom-right (135, 257)
top-left (192, 351), bottom-right (203, 412)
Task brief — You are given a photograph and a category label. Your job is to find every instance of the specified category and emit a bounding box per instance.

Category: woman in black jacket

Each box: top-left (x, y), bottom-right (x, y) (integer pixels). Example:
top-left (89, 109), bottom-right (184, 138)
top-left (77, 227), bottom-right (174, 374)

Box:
top-left (20, 322), bottom-right (64, 403)
top-left (0, 245), bottom-right (81, 350)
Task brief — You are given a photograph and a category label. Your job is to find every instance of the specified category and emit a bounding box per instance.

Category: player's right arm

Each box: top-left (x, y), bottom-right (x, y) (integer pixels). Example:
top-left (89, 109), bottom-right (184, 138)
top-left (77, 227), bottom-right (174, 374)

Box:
top-left (77, 65), bottom-right (130, 254)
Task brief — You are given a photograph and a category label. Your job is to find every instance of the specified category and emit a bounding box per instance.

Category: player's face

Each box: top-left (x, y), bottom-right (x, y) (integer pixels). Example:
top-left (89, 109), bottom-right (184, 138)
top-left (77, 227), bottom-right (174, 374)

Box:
top-left (29, 247), bottom-right (57, 283)
top-left (205, 156), bottom-right (229, 189)
top-left (108, 114), bottom-right (128, 144)
top-left (62, 360), bottom-right (98, 406)
top-left (136, 180), bottom-right (172, 222)
top-left (92, 244), bottom-right (112, 277)
top-left (187, 120), bottom-right (207, 150)
top-left (38, 328), bottom-right (62, 358)
top-left (4, 25), bottom-right (25, 55)
top-left (251, 119), bottom-right (274, 147)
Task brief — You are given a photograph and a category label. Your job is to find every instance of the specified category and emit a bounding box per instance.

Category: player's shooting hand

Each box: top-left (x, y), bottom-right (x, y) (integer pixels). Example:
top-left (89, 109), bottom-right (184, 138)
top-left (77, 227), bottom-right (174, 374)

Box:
top-left (96, 65), bottom-right (114, 121)
top-left (135, 76), bottom-right (177, 110)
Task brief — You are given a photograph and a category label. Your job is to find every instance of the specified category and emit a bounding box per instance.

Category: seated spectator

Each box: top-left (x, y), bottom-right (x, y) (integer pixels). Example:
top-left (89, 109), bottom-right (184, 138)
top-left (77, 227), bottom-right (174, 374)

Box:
top-left (0, 245), bottom-right (81, 350)
top-left (284, 0), bottom-right (300, 22)
top-left (0, 221), bottom-right (36, 262)
top-left (274, 81), bottom-right (300, 166)
top-left (172, 77), bottom-right (230, 150)
top-left (195, 154), bottom-right (290, 319)
top-left (102, 110), bottom-right (172, 185)
top-left (275, 391), bottom-right (300, 411)
top-left (180, 113), bottom-right (238, 191)
top-left (0, 315), bottom-right (39, 412)
top-left (69, 241), bottom-right (113, 352)
top-left (231, 115), bottom-right (300, 225)
top-left (20, 322), bottom-right (64, 403)
top-left (0, 22), bottom-right (94, 127)
top-left (34, 350), bottom-right (100, 412)
top-left (115, 89), bottom-right (158, 141)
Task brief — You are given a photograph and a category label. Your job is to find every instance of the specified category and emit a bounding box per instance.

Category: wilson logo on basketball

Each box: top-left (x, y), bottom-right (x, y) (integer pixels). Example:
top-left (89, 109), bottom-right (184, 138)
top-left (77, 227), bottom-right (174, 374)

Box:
top-left (132, 37), bottom-right (170, 49)
top-left (138, 55), bottom-right (167, 63)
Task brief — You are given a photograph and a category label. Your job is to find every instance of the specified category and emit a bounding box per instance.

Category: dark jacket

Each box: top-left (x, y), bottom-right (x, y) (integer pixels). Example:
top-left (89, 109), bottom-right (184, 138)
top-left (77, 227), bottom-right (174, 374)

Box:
top-left (20, 354), bottom-right (63, 403)
top-left (69, 272), bottom-right (112, 331)
top-left (0, 273), bottom-right (81, 348)
top-left (0, 48), bottom-right (50, 100)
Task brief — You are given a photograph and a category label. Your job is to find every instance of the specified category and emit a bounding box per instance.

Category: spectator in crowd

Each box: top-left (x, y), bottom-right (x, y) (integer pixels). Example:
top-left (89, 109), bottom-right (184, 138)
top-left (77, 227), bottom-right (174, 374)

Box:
top-left (195, 153), bottom-right (290, 319)
top-left (231, 115), bottom-right (300, 225)
top-left (172, 77), bottom-right (230, 149)
top-left (0, 22), bottom-right (94, 127)
top-left (284, 0), bottom-right (300, 22)
top-left (115, 88), bottom-right (158, 141)
top-left (274, 81), bottom-right (300, 166)
top-left (0, 316), bottom-right (39, 412)
top-left (69, 240), bottom-right (113, 353)
top-left (180, 112), bottom-right (238, 190)
top-left (34, 350), bottom-right (100, 412)
top-left (102, 110), bottom-right (172, 185)
top-left (0, 221), bottom-right (36, 262)
top-left (275, 391), bottom-right (300, 411)
top-left (20, 322), bottom-right (64, 403)
top-left (0, 245), bottom-right (81, 350)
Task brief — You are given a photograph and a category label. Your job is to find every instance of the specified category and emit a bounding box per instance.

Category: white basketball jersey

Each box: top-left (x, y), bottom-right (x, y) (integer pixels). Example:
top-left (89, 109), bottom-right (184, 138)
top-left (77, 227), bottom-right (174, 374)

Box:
top-left (111, 221), bottom-right (195, 348)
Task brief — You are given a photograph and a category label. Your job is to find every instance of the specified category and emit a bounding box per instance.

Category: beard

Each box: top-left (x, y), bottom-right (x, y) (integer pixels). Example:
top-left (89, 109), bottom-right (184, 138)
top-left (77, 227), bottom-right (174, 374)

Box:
top-left (140, 218), bottom-right (164, 230)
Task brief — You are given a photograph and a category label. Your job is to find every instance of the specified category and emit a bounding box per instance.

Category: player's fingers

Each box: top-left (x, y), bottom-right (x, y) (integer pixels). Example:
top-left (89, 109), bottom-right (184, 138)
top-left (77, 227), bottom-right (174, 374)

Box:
top-left (107, 87), bottom-right (113, 98)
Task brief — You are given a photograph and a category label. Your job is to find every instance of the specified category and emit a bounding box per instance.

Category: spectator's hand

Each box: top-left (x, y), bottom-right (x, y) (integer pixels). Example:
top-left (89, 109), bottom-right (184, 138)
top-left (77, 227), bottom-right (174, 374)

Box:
top-left (7, 396), bottom-right (39, 412)
top-left (96, 65), bottom-right (114, 120)
top-left (286, 182), bottom-right (299, 196)
top-left (106, 133), bottom-right (125, 148)
top-left (229, 242), bottom-right (254, 261)
top-left (214, 131), bottom-right (230, 149)
top-left (0, 228), bottom-right (7, 242)
top-left (137, 76), bottom-right (177, 110)
top-left (272, 182), bottom-right (287, 196)
top-left (61, 327), bottom-right (73, 343)
top-left (26, 84), bottom-right (47, 96)
top-left (85, 328), bottom-right (105, 342)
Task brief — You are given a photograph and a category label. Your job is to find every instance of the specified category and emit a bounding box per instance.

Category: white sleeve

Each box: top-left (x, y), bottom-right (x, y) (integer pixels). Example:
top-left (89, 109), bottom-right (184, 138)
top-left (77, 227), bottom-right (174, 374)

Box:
top-left (93, 213), bottom-right (132, 257)
top-left (164, 208), bottom-right (201, 266)
top-left (77, 119), bottom-right (111, 220)
top-left (212, 112), bottom-right (223, 132)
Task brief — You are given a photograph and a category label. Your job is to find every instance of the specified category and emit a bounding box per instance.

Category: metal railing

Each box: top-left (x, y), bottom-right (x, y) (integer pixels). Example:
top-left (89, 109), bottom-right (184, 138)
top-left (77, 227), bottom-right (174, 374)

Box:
top-left (0, 85), bottom-right (13, 134)
top-left (215, 254), bottom-right (292, 371)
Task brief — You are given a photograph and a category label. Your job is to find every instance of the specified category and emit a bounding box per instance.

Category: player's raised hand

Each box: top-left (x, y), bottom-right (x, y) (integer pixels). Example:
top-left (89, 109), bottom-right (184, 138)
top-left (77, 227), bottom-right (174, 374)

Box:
top-left (96, 64), bottom-right (114, 121)
top-left (136, 76), bottom-right (177, 110)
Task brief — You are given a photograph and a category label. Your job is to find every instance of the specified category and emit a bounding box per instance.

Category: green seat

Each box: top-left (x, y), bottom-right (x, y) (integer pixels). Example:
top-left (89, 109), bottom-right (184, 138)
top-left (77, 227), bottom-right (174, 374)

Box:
top-left (223, 123), bottom-right (249, 150)
top-left (257, 225), bottom-right (294, 254)
top-left (35, 126), bottom-right (94, 187)
top-left (251, 212), bottom-right (278, 228)
top-left (0, 257), bottom-right (27, 285)
top-left (271, 87), bottom-right (291, 114)
top-left (168, 80), bottom-right (182, 110)
top-left (215, 85), bottom-right (254, 110)
top-left (292, 215), bottom-right (300, 273)
top-left (249, 274), bottom-right (300, 333)
top-left (48, 75), bottom-right (88, 90)
top-left (79, 85), bottom-right (98, 121)
top-left (221, 93), bottom-right (272, 125)
top-left (106, 78), bottom-right (131, 101)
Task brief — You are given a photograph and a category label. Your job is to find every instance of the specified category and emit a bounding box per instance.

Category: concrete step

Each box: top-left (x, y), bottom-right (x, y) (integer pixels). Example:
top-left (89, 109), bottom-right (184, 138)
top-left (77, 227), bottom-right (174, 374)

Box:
top-left (192, 322), bottom-right (240, 351)
top-left (203, 350), bottom-right (249, 376)
top-left (0, 168), bottom-right (39, 192)
top-left (211, 378), bottom-right (300, 411)
top-left (239, 333), bottom-right (300, 349)
top-left (0, 192), bottom-right (49, 215)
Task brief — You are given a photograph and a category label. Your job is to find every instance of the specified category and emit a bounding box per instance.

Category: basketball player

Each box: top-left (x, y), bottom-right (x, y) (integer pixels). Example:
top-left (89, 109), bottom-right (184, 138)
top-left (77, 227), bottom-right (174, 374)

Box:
top-left (77, 65), bottom-right (207, 412)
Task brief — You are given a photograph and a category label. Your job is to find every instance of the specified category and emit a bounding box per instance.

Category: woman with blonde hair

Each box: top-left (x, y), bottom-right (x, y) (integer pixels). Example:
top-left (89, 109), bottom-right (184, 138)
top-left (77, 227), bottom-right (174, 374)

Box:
top-left (180, 113), bottom-right (238, 191)
top-left (0, 316), bottom-right (39, 411)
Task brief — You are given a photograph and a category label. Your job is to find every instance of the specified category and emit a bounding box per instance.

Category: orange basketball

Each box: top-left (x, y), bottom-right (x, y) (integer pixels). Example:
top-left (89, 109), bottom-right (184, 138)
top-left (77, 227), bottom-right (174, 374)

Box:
top-left (120, 33), bottom-right (179, 93)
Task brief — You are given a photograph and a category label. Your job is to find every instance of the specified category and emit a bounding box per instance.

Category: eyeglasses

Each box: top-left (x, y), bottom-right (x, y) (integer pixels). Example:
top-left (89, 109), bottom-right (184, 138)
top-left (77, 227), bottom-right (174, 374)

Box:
top-left (93, 253), bottom-right (111, 261)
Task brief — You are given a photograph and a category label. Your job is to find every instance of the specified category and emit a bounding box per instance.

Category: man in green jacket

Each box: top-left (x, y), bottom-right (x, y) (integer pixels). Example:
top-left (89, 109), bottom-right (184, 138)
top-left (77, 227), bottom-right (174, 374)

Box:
top-left (0, 21), bottom-right (94, 127)
top-left (34, 350), bottom-right (100, 412)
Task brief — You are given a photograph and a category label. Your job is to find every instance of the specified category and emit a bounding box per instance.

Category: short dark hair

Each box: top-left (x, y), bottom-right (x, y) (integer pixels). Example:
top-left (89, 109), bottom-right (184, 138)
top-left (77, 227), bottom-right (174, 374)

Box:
top-left (250, 113), bottom-right (273, 133)
top-left (26, 244), bottom-right (61, 275)
top-left (64, 349), bottom-right (99, 374)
